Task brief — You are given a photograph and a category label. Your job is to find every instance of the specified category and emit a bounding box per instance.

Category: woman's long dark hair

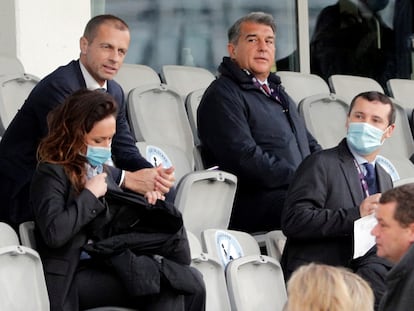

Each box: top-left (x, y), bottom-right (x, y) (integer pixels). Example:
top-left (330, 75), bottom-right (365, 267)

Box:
top-left (37, 89), bottom-right (118, 192)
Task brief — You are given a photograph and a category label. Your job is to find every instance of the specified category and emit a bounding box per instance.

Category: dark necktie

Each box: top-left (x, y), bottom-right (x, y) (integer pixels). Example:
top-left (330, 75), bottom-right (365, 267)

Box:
top-left (363, 163), bottom-right (378, 195)
top-left (261, 83), bottom-right (271, 95)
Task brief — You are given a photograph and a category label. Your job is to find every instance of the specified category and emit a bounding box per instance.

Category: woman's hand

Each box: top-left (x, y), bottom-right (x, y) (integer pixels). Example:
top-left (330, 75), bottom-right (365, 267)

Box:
top-left (85, 172), bottom-right (108, 198)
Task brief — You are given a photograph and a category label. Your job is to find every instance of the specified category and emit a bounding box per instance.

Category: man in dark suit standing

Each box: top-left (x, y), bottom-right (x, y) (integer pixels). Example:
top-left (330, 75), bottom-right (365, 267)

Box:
top-left (0, 15), bottom-right (175, 229)
top-left (281, 91), bottom-right (396, 310)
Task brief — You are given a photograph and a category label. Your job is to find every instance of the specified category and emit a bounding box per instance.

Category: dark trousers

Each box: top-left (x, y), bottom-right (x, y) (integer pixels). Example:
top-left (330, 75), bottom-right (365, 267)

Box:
top-left (74, 263), bottom-right (205, 311)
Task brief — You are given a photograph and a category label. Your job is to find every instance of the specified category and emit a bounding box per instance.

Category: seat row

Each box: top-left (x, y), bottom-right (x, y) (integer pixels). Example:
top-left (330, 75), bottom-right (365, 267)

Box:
top-left (0, 222), bottom-right (136, 311)
top-left (15, 220), bottom-right (287, 311)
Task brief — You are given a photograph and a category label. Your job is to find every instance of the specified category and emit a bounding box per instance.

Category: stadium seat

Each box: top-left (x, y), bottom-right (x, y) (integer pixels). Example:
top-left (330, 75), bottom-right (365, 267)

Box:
top-left (19, 221), bottom-right (36, 249)
top-left (0, 222), bottom-right (20, 247)
top-left (0, 73), bottom-right (40, 134)
top-left (185, 87), bottom-right (206, 146)
top-left (328, 74), bottom-right (384, 104)
top-left (127, 83), bottom-right (195, 168)
top-left (114, 63), bottom-right (161, 98)
top-left (0, 56), bottom-right (25, 76)
top-left (201, 229), bottom-right (287, 311)
top-left (386, 78), bottom-right (414, 111)
top-left (161, 65), bottom-right (215, 99)
top-left (187, 230), bottom-right (231, 311)
top-left (264, 230), bottom-right (287, 262)
top-left (298, 93), bottom-right (349, 149)
top-left (380, 100), bottom-right (414, 180)
top-left (136, 141), bottom-right (193, 182)
top-left (277, 71), bottom-right (330, 105)
top-left (0, 222), bottom-right (50, 311)
top-left (174, 170), bottom-right (237, 239)
top-left (19, 221), bottom-right (138, 311)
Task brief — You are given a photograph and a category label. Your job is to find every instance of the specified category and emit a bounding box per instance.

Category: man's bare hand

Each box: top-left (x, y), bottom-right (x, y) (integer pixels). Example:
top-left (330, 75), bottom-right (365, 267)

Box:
top-left (359, 193), bottom-right (381, 217)
top-left (123, 166), bottom-right (175, 195)
top-left (154, 165), bottom-right (175, 194)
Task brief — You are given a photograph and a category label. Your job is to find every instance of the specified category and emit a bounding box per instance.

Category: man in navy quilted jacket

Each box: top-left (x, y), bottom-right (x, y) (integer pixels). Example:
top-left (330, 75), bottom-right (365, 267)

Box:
top-left (197, 12), bottom-right (321, 233)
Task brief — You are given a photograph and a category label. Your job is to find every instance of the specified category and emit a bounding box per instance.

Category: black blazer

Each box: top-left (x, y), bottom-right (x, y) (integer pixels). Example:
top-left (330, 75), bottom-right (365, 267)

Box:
top-left (281, 139), bottom-right (393, 279)
top-left (31, 162), bottom-right (109, 311)
top-left (0, 60), bottom-right (152, 224)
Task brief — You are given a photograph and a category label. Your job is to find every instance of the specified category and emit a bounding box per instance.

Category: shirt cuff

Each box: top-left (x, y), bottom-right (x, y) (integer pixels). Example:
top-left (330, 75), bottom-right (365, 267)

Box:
top-left (119, 170), bottom-right (126, 188)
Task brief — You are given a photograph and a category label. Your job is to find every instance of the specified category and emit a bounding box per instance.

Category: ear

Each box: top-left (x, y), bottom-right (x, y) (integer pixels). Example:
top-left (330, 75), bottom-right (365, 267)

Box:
top-left (407, 223), bottom-right (414, 243)
top-left (80, 36), bottom-right (88, 55)
top-left (227, 43), bottom-right (236, 59)
top-left (345, 117), bottom-right (350, 130)
top-left (384, 124), bottom-right (395, 139)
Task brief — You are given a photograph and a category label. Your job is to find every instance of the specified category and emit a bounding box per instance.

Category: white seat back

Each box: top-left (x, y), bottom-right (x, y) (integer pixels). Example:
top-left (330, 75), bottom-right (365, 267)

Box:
top-left (201, 229), bottom-right (287, 311)
top-left (161, 65), bottom-right (215, 99)
top-left (298, 93), bottom-right (349, 149)
top-left (19, 221), bottom-right (37, 249)
top-left (380, 100), bottom-right (414, 179)
top-left (175, 171), bottom-right (237, 239)
top-left (136, 141), bottom-right (193, 183)
top-left (0, 222), bottom-right (20, 247)
top-left (114, 63), bottom-right (161, 98)
top-left (387, 78), bottom-right (414, 110)
top-left (0, 239), bottom-right (50, 311)
top-left (187, 230), bottom-right (231, 311)
top-left (127, 83), bottom-right (195, 166)
top-left (0, 73), bottom-right (40, 134)
top-left (185, 87), bottom-right (206, 146)
top-left (328, 74), bottom-right (384, 103)
top-left (277, 71), bottom-right (330, 105)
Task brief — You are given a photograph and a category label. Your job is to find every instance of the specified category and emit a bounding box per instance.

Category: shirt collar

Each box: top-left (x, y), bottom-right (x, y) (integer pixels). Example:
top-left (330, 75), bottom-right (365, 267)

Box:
top-left (79, 60), bottom-right (107, 91)
top-left (346, 140), bottom-right (377, 166)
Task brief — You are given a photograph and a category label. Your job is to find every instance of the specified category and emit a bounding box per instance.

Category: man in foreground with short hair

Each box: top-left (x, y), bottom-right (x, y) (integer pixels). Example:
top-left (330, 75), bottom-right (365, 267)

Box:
top-left (372, 183), bottom-right (414, 311)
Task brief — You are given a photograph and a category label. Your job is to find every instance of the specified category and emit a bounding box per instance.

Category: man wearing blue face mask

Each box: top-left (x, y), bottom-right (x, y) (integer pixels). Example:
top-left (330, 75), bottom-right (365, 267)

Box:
top-left (281, 91), bottom-right (395, 310)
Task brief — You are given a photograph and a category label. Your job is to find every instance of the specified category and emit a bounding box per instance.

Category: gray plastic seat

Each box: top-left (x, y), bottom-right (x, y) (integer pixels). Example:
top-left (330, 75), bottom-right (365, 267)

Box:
top-left (328, 74), bottom-right (384, 104)
top-left (161, 65), bottom-right (215, 99)
top-left (174, 170), bottom-right (237, 239)
top-left (136, 141), bottom-right (193, 182)
top-left (201, 229), bottom-right (287, 311)
top-left (0, 73), bottom-right (40, 134)
top-left (387, 78), bottom-right (414, 111)
top-left (114, 63), bottom-right (161, 98)
top-left (0, 222), bottom-right (50, 310)
top-left (187, 230), bottom-right (231, 311)
top-left (277, 71), bottom-right (330, 105)
top-left (127, 83), bottom-right (195, 169)
top-left (298, 93), bottom-right (349, 149)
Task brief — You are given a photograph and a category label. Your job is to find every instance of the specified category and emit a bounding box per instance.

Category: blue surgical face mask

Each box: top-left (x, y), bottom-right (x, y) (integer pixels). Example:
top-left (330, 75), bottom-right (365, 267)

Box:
top-left (347, 122), bottom-right (386, 155)
top-left (86, 145), bottom-right (111, 167)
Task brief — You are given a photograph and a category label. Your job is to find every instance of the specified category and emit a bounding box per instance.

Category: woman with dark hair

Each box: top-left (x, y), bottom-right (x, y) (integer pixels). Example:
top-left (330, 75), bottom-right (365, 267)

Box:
top-left (30, 89), bottom-right (203, 311)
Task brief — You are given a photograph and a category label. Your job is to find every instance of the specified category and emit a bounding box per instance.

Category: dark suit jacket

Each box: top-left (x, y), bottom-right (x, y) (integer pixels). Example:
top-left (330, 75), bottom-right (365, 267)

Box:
top-left (0, 60), bottom-right (152, 224)
top-left (281, 139), bottom-right (393, 279)
top-left (31, 162), bottom-right (109, 311)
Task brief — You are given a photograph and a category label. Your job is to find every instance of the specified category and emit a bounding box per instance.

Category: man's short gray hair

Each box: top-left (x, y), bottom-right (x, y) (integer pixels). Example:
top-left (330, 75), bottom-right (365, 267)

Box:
top-left (228, 12), bottom-right (276, 44)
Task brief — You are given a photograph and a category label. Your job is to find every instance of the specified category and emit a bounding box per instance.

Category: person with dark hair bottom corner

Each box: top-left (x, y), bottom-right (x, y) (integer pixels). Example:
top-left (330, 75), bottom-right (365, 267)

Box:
top-left (31, 89), bottom-right (205, 311)
top-left (372, 183), bottom-right (414, 311)
top-left (281, 91), bottom-right (396, 310)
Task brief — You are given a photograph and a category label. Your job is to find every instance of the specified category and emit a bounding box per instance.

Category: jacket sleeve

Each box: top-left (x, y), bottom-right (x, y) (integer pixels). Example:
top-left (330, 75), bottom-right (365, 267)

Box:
top-left (108, 81), bottom-right (153, 171)
top-left (281, 152), bottom-right (361, 238)
top-left (198, 82), bottom-right (298, 188)
top-left (30, 163), bottom-right (107, 248)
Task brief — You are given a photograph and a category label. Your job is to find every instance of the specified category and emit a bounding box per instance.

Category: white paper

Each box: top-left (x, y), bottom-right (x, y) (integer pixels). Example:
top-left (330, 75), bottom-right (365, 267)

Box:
top-left (353, 214), bottom-right (377, 259)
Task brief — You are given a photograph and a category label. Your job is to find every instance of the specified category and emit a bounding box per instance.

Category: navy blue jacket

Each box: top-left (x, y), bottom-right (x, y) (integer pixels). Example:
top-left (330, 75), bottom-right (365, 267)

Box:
top-left (0, 60), bottom-right (152, 225)
top-left (197, 57), bottom-right (321, 233)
